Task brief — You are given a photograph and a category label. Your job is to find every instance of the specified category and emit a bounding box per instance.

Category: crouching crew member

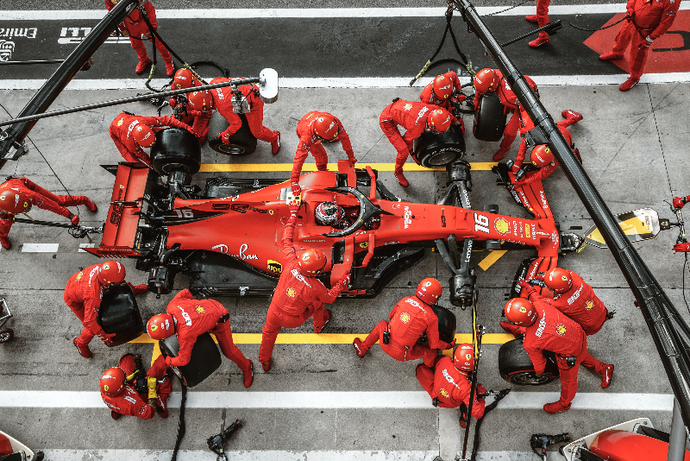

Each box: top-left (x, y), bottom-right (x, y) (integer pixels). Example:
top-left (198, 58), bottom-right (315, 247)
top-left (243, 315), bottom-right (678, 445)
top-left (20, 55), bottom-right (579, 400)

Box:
top-left (502, 298), bottom-right (614, 414)
top-left (100, 353), bottom-right (171, 420)
top-left (168, 68), bottom-right (211, 143)
top-left (259, 202), bottom-right (350, 371)
top-left (0, 176), bottom-right (97, 250)
top-left (147, 289), bottom-right (254, 388)
top-left (419, 71), bottom-right (466, 111)
top-left (353, 278), bottom-right (454, 366)
top-left (65, 261), bottom-right (148, 359)
top-left (416, 343), bottom-right (486, 427)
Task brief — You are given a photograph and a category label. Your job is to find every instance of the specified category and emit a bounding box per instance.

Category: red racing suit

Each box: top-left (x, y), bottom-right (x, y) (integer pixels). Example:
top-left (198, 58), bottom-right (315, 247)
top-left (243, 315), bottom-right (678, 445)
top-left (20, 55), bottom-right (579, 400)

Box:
top-left (291, 111), bottom-right (356, 185)
top-left (206, 77), bottom-right (279, 146)
top-left (610, 0), bottom-right (680, 79)
top-left (523, 301), bottom-right (606, 407)
top-left (0, 177), bottom-right (93, 240)
top-left (419, 71), bottom-right (465, 111)
top-left (379, 100), bottom-right (459, 173)
top-left (169, 81), bottom-right (211, 144)
top-left (358, 296), bottom-right (453, 367)
top-left (109, 112), bottom-right (191, 166)
top-left (416, 355), bottom-right (486, 416)
top-left (259, 215), bottom-right (347, 364)
top-left (64, 264), bottom-right (112, 348)
top-left (105, 0), bottom-right (172, 66)
top-left (164, 289), bottom-right (251, 372)
top-left (102, 353), bottom-right (171, 419)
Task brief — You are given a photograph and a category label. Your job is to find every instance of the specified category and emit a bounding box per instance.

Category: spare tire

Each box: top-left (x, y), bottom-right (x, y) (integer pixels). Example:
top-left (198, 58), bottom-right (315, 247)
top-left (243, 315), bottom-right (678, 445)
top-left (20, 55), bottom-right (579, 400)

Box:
top-left (97, 283), bottom-right (144, 347)
top-left (498, 337), bottom-right (559, 385)
top-left (159, 332), bottom-right (222, 388)
top-left (473, 92), bottom-right (506, 142)
top-left (417, 305), bottom-right (457, 345)
top-left (151, 127), bottom-right (201, 177)
top-left (412, 124), bottom-right (466, 168)
top-left (208, 111), bottom-right (257, 155)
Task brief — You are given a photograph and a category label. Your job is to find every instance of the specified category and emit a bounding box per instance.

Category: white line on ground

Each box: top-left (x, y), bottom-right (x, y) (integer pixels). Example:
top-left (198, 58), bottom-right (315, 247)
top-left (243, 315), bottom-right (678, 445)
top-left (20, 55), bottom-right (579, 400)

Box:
top-left (2, 73), bottom-right (690, 91)
top-left (78, 243), bottom-right (96, 253)
top-left (0, 390), bottom-right (673, 411)
top-left (20, 243), bottom-right (59, 253)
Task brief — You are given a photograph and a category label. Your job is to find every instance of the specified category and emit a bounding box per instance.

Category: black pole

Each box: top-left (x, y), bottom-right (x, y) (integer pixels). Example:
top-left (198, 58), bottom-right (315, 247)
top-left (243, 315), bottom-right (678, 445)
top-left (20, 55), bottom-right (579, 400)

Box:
top-left (0, 0), bottom-right (140, 168)
top-left (455, 0), bottom-right (690, 430)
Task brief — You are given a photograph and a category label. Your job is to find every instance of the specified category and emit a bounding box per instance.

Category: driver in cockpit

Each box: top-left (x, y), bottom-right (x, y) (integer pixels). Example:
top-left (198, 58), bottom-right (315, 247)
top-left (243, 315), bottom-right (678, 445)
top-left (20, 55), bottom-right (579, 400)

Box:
top-left (315, 202), bottom-right (351, 230)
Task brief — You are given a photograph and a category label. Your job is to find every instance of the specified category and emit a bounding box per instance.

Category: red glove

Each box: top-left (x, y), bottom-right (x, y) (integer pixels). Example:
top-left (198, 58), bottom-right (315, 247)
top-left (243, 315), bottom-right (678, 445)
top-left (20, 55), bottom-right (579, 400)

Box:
top-left (349, 157), bottom-right (357, 167)
top-left (511, 164), bottom-right (521, 175)
top-left (477, 384), bottom-right (487, 398)
top-left (449, 338), bottom-right (457, 349)
top-left (70, 214), bottom-right (80, 226)
top-left (291, 182), bottom-right (301, 196)
top-left (673, 242), bottom-right (690, 253)
top-left (518, 280), bottom-right (531, 292)
top-left (534, 272), bottom-right (545, 282)
top-left (221, 133), bottom-right (231, 145)
top-left (626, 7), bottom-right (634, 19)
top-left (673, 197), bottom-right (688, 210)
top-left (339, 273), bottom-right (351, 289)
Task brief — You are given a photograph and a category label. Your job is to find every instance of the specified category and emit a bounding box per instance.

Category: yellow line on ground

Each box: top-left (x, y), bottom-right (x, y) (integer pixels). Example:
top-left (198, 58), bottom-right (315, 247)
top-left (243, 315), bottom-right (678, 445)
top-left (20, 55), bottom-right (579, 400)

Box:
top-left (131, 332), bottom-right (514, 346)
top-left (478, 249), bottom-right (508, 271)
top-left (199, 162), bottom-right (497, 173)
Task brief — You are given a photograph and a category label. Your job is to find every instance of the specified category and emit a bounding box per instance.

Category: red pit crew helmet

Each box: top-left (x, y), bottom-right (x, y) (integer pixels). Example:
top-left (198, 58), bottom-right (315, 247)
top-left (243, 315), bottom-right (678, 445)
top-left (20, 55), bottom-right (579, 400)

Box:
top-left (98, 260), bottom-right (125, 286)
top-left (473, 69), bottom-right (499, 93)
top-left (187, 90), bottom-right (214, 113)
top-left (100, 367), bottom-right (126, 397)
top-left (504, 298), bottom-right (538, 327)
top-left (298, 248), bottom-right (327, 276)
top-left (545, 268), bottom-right (573, 294)
top-left (313, 114), bottom-right (339, 141)
top-left (426, 109), bottom-right (452, 133)
top-left (416, 278), bottom-right (442, 305)
top-left (453, 343), bottom-right (475, 373)
top-left (432, 74), bottom-right (454, 100)
top-left (147, 313), bottom-right (175, 340)
top-left (133, 125), bottom-right (156, 148)
top-left (531, 145), bottom-right (554, 167)
top-left (0, 189), bottom-right (31, 214)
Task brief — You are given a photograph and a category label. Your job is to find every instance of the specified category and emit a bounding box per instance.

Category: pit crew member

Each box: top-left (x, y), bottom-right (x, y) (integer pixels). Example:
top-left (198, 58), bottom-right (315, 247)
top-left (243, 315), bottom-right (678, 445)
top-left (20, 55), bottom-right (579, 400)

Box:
top-left (65, 261), bottom-right (148, 359)
top-left (599, 0), bottom-right (680, 91)
top-left (672, 195), bottom-right (690, 252)
top-left (168, 68), bottom-right (211, 143)
top-left (0, 176), bottom-right (97, 250)
top-left (419, 71), bottom-right (466, 111)
top-left (525, 0), bottom-right (552, 48)
top-left (379, 100), bottom-right (459, 187)
top-left (290, 111), bottom-right (356, 196)
top-left (105, 0), bottom-right (175, 76)
top-left (259, 202), bottom-right (350, 371)
top-left (109, 112), bottom-right (194, 166)
top-left (353, 278), bottom-right (454, 366)
top-left (100, 353), bottom-right (171, 420)
top-left (416, 343), bottom-right (486, 427)
top-left (146, 289), bottom-right (254, 388)
top-left (502, 297), bottom-right (614, 413)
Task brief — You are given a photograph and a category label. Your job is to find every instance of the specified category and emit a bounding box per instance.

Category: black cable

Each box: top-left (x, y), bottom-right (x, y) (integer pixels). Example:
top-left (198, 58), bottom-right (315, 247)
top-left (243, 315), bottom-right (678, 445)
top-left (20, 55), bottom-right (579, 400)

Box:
top-left (683, 252), bottom-right (690, 317)
top-left (482, 0), bottom-right (530, 17)
top-left (470, 388), bottom-right (511, 461)
top-left (171, 376), bottom-right (187, 461)
top-left (565, 14), bottom-right (629, 32)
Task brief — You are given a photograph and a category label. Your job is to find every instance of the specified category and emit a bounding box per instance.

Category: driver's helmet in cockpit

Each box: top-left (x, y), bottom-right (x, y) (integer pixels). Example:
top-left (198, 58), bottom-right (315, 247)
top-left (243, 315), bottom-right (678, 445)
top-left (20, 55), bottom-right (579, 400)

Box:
top-left (315, 202), bottom-right (347, 228)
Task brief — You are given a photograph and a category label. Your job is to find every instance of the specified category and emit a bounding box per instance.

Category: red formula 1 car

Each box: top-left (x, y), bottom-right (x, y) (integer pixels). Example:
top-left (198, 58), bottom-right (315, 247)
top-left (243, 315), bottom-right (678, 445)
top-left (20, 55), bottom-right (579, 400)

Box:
top-left (86, 128), bottom-right (578, 307)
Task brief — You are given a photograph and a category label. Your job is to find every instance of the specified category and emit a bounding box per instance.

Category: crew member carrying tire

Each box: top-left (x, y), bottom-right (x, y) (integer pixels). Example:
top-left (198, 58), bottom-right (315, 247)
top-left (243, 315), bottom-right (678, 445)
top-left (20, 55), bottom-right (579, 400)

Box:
top-left (509, 109), bottom-right (583, 188)
top-left (100, 353), bottom-right (171, 420)
top-left (168, 68), bottom-right (211, 143)
top-left (65, 261), bottom-right (148, 359)
top-left (419, 72), bottom-right (466, 111)
top-left (146, 289), bottom-right (255, 388)
top-left (379, 100), bottom-right (459, 187)
top-left (502, 297), bottom-right (614, 414)
top-left (353, 278), bottom-right (455, 366)
top-left (109, 112), bottom-right (194, 166)
top-left (105, 0), bottom-right (175, 76)
top-left (0, 176), bottom-right (97, 250)
top-left (473, 69), bottom-right (539, 161)
top-left (190, 78), bottom-right (281, 155)
top-left (416, 343), bottom-right (486, 428)
top-left (259, 202), bottom-right (350, 371)
top-left (290, 111), bottom-right (357, 196)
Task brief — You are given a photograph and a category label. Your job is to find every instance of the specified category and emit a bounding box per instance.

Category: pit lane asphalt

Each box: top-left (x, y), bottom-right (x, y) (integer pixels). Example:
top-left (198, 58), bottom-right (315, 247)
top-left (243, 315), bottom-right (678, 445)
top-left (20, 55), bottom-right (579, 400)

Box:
top-left (1, 3), bottom-right (690, 461)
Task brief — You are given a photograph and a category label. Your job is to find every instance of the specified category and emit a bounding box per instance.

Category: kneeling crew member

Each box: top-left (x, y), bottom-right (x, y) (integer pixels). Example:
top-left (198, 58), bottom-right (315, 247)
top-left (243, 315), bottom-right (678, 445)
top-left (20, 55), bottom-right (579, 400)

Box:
top-left (419, 71), bottom-right (466, 111)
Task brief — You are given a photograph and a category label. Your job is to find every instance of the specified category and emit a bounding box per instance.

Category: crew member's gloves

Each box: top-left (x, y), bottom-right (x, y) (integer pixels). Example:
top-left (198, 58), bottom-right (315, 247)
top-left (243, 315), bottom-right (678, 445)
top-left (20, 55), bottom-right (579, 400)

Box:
top-left (639, 36), bottom-right (654, 49)
top-left (511, 163), bottom-right (521, 175)
top-left (626, 7), bottom-right (634, 19)
top-left (518, 280), bottom-right (531, 292)
top-left (477, 384), bottom-right (488, 398)
top-left (221, 132), bottom-right (231, 145)
top-left (534, 272), bottom-right (545, 282)
top-left (120, 29), bottom-right (130, 36)
top-left (432, 397), bottom-right (440, 407)
top-left (673, 242), bottom-right (690, 253)
top-left (147, 376), bottom-right (158, 400)
top-left (349, 157), bottom-right (357, 167)
top-left (449, 338), bottom-right (457, 349)
top-left (70, 214), bottom-right (80, 226)
top-left (291, 182), bottom-right (301, 196)
top-left (673, 197), bottom-right (688, 210)
top-left (339, 273), bottom-right (351, 289)
top-left (288, 202), bottom-right (299, 220)
top-left (511, 179), bottom-right (525, 188)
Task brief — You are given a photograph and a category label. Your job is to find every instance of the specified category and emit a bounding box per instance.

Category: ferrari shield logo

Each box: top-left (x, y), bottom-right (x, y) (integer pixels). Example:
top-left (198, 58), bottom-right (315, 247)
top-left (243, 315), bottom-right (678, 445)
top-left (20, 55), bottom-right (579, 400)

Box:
top-left (440, 388), bottom-right (449, 398)
top-left (286, 287), bottom-right (296, 298)
top-left (556, 324), bottom-right (566, 336)
top-left (195, 305), bottom-right (205, 314)
top-left (585, 300), bottom-right (594, 310)
top-left (400, 312), bottom-right (411, 323)
top-left (117, 118), bottom-right (124, 126)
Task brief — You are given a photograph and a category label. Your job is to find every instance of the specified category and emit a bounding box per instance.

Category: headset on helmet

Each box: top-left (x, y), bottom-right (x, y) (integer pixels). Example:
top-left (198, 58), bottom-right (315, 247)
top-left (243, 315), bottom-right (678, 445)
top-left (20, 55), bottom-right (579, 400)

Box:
top-left (432, 75), bottom-right (454, 100)
top-left (98, 260), bottom-right (125, 286)
top-left (172, 68), bottom-right (198, 90)
top-left (531, 145), bottom-right (554, 168)
top-left (313, 114), bottom-right (339, 141)
top-left (315, 202), bottom-right (344, 227)
top-left (132, 125), bottom-right (156, 148)
top-left (187, 90), bottom-right (214, 113)
top-left (100, 367), bottom-right (126, 397)
top-left (0, 189), bottom-right (31, 214)
top-left (426, 109), bottom-right (452, 133)
top-left (504, 298), bottom-right (538, 327)
top-left (416, 278), bottom-right (442, 305)
top-left (545, 267), bottom-right (573, 294)
top-left (453, 343), bottom-right (475, 373)
top-left (298, 248), bottom-right (327, 276)
top-left (473, 69), bottom-right (499, 93)
top-left (147, 313), bottom-right (175, 340)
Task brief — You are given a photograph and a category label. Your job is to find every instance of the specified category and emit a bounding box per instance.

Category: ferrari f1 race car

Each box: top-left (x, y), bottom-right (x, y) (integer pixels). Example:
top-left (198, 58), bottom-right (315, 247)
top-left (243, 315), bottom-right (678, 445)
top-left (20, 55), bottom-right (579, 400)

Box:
top-left (86, 126), bottom-right (578, 307)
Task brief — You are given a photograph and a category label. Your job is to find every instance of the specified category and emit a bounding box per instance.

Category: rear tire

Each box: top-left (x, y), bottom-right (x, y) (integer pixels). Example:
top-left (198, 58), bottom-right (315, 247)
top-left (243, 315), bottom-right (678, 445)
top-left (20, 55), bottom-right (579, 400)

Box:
top-left (473, 92), bottom-right (506, 142)
top-left (151, 127), bottom-right (201, 176)
top-left (412, 124), bottom-right (466, 168)
top-left (498, 337), bottom-right (559, 385)
top-left (208, 111), bottom-right (257, 155)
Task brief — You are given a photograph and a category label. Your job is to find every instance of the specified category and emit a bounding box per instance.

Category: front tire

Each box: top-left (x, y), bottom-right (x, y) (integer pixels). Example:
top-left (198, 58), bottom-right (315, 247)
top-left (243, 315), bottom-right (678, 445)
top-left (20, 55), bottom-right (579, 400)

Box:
top-left (151, 127), bottom-right (202, 176)
top-left (412, 124), bottom-right (466, 168)
top-left (473, 92), bottom-right (506, 142)
top-left (498, 337), bottom-right (559, 385)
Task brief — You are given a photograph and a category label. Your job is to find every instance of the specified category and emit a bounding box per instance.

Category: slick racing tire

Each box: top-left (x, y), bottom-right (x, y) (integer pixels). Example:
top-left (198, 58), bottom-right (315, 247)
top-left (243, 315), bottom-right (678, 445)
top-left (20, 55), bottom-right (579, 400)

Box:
top-left (498, 337), bottom-right (559, 385)
top-left (151, 127), bottom-right (202, 176)
top-left (412, 124), bottom-right (466, 168)
top-left (208, 111), bottom-right (257, 155)
top-left (473, 92), bottom-right (506, 142)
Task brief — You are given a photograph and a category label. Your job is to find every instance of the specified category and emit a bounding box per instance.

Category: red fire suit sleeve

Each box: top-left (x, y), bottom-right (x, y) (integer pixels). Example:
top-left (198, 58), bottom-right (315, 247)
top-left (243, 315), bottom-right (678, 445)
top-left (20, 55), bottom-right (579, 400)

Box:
top-left (102, 386), bottom-right (155, 419)
top-left (334, 117), bottom-right (356, 162)
top-left (291, 135), bottom-right (315, 184)
top-left (142, 1), bottom-right (158, 30)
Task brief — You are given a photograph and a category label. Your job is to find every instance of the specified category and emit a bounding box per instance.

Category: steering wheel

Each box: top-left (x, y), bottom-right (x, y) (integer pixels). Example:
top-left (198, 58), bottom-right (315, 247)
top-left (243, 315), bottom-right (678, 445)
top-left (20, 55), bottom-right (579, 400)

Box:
top-left (322, 186), bottom-right (391, 238)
